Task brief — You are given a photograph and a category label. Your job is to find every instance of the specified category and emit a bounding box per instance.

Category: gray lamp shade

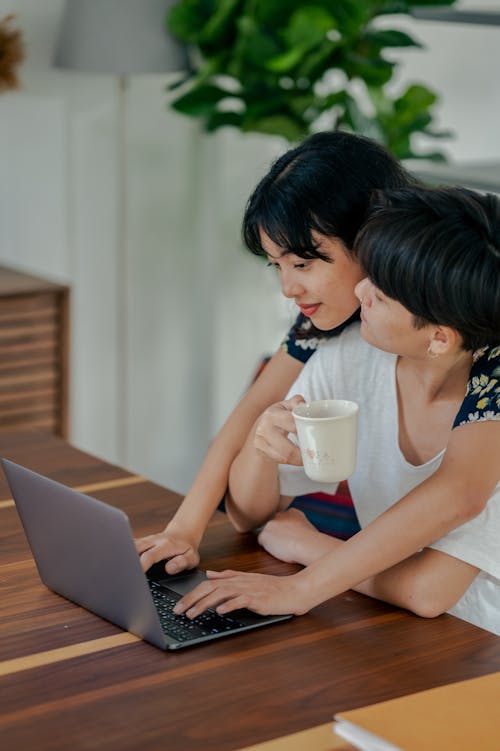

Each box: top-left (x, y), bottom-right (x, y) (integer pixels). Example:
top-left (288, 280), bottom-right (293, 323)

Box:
top-left (54, 0), bottom-right (188, 75)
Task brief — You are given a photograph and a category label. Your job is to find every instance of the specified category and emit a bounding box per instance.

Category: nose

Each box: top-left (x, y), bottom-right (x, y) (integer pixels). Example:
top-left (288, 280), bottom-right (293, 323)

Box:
top-left (354, 277), bottom-right (370, 304)
top-left (280, 269), bottom-right (304, 299)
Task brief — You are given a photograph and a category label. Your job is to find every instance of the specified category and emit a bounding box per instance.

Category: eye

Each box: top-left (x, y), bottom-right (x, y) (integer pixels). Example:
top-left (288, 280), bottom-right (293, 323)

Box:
top-left (266, 261), bottom-right (280, 271)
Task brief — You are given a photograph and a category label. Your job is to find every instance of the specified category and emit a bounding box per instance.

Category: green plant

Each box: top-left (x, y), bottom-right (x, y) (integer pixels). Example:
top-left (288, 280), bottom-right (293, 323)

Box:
top-left (166, 0), bottom-right (457, 160)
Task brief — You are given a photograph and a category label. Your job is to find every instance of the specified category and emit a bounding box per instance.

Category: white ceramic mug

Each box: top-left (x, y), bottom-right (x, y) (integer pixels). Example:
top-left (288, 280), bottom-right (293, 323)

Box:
top-left (292, 399), bottom-right (359, 483)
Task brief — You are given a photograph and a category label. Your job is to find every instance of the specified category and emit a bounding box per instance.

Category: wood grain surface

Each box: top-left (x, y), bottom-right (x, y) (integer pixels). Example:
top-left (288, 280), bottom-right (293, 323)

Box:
top-left (1, 431), bottom-right (500, 751)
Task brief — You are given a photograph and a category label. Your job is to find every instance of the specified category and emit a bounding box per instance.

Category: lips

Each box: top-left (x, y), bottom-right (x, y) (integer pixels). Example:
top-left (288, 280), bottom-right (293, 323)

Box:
top-left (298, 304), bottom-right (320, 317)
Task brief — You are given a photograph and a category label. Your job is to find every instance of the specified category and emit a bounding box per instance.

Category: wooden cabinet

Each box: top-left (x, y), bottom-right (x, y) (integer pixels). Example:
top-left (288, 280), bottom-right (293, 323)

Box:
top-left (0, 265), bottom-right (70, 437)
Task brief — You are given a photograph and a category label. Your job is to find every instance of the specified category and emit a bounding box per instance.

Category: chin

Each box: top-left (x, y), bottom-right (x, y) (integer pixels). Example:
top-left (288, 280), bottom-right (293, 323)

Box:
top-left (360, 328), bottom-right (392, 354)
top-left (312, 318), bottom-right (337, 331)
top-left (312, 313), bottom-right (349, 332)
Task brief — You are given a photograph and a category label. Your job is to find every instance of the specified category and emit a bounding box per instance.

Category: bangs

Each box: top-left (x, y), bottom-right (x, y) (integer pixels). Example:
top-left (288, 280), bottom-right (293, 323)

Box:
top-left (244, 185), bottom-right (334, 261)
top-left (242, 155), bottom-right (338, 261)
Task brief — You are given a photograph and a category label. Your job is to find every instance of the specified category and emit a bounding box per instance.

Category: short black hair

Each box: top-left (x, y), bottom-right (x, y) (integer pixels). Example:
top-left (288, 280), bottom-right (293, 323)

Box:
top-left (242, 131), bottom-right (417, 261)
top-left (356, 187), bottom-right (500, 351)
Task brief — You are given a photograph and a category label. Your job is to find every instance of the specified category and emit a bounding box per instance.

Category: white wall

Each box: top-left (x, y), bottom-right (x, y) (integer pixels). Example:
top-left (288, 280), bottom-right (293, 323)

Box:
top-left (1, 1), bottom-right (499, 494)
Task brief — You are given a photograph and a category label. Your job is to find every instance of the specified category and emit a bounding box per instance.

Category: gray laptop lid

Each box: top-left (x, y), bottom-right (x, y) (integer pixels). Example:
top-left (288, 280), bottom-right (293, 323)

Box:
top-left (3, 458), bottom-right (169, 649)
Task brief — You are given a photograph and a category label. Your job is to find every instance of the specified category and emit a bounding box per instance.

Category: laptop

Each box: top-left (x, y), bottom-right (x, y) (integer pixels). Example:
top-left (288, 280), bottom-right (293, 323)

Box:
top-left (2, 458), bottom-right (292, 650)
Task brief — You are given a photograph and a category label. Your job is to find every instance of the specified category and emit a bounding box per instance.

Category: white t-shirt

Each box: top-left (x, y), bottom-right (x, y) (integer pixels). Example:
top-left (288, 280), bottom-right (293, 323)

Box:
top-left (279, 323), bottom-right (500, 635)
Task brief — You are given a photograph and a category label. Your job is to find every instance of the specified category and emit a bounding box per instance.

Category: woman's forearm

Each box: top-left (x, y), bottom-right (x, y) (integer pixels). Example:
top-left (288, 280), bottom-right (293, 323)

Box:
top-left (226, 425), bottom-right (282, 532)
top-left (166, 420), bottom-right (250, 543)
top-left (167, 349), bottom-right (303, 540)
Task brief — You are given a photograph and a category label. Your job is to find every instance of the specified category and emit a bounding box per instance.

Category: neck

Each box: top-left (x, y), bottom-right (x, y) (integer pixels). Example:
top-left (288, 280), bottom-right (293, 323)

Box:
top-left (398, 348), bottom-right (473, 402)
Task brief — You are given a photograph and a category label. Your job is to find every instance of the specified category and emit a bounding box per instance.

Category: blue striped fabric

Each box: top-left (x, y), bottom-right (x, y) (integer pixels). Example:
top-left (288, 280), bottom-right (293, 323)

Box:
top-left (290, 481), bottom-right (360, 540)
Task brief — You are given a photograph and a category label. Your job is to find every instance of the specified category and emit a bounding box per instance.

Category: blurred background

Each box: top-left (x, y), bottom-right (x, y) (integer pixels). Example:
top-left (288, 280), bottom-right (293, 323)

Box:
top-left (1, 0), bottom-right (499, 494)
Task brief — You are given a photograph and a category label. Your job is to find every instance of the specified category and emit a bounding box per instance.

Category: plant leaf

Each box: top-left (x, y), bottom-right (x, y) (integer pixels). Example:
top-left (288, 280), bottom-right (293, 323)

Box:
top-left (346, 52), bottom-right (395, 86)
top-left (205, 110), bottom-right (243, 131)
top-left (283, 7), bottom-right (337, 49)
top-left (168, 0), bottom-right (212, 43)
top-left (199, 0), bottom-right (242, 46)
top-left (328, 0), bottom-right (372, 34)
top-left (343, 93), bottom-right (384, 141)
top-left (365, 28), bottom-right (422, 48)
top-left (265, 7), bottom-right (337, 74)
top-left (243, 114), bottom-right (305, 141)
top-left (296, 38), bottom-right (339, 80)
top-left (232, 15), bottom-right (281, 70)
top-left (288, 93), bottom-right (316, 118)
top-left (172, 83), bottom-right (231, 116)
top-left (265, 45), bottom-right (310, 74)
top-left (394, 83), bottom-right (438, 113)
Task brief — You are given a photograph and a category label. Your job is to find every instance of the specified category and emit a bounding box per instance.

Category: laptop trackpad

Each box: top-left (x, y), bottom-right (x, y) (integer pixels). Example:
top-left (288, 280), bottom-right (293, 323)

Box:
top-left (147, 562), bottom-right (207, 596)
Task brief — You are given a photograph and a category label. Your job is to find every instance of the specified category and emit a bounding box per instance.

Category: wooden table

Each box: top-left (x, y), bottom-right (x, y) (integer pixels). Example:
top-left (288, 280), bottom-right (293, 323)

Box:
top-left (2, 432), bottom-right (500, 751)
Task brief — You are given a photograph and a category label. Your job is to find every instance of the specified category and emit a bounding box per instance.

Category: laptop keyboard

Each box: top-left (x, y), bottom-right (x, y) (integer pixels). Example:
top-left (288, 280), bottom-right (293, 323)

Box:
top-left (149, 580), bottom-right (246, 643)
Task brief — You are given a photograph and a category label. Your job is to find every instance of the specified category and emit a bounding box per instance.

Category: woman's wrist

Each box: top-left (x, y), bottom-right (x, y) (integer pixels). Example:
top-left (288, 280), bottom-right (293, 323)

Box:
top-left (292, 568), bottom-right (326, 614)
top-left (164, 515), bottom-right (203, 547)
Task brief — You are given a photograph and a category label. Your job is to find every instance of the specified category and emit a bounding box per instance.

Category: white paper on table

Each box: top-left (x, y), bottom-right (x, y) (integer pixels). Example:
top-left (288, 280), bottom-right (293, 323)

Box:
top-left (333, 720), bottom-right (403, 751)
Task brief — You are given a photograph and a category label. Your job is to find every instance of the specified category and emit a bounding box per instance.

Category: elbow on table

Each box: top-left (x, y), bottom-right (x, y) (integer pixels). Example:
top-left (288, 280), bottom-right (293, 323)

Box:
top-left (407, 597), bottom-right (447, 620)
top-left (228, 514), bottom-right (258, 534)
top-left (399, 579), bottom-right (450, 620)
top-left (225, 498), bottom-right (268, 534)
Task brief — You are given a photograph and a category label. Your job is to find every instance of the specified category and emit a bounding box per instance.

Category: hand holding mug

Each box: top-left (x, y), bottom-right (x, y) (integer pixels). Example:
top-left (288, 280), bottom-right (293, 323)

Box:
top-left (253, 395), bottom-right (305, 465)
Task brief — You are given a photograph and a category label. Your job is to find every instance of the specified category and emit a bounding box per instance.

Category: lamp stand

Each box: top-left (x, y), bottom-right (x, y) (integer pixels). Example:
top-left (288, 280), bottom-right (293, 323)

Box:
top-left (117, 74), bottom-right (129, 464)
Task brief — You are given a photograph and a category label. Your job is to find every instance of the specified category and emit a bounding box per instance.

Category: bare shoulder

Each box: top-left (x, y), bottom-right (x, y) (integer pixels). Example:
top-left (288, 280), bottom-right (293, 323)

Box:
top-left (439, 419), bottom-right (500, 515)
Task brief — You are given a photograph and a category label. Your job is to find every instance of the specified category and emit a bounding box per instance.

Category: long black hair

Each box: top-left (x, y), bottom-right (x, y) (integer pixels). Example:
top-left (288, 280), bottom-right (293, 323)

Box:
top-left (356, 187), bottom-right (500, 351)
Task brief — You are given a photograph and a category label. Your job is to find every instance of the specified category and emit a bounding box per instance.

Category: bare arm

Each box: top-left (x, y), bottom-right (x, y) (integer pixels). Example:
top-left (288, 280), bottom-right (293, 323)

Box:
top-left (135, 348), bottom-right (303, 573)
top-left (357, 548), bottom-right (479, 617)
top-left (258, 509), bottom-right (479, 617)
top-left (174, 420), bottom-right (499, 617)
top-left (225, 396), bottom-right (303, 532)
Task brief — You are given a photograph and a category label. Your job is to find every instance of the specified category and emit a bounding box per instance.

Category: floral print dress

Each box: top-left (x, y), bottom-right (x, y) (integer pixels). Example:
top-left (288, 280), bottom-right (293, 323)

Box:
top-left (454, 346), bottom-right (500, 427)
